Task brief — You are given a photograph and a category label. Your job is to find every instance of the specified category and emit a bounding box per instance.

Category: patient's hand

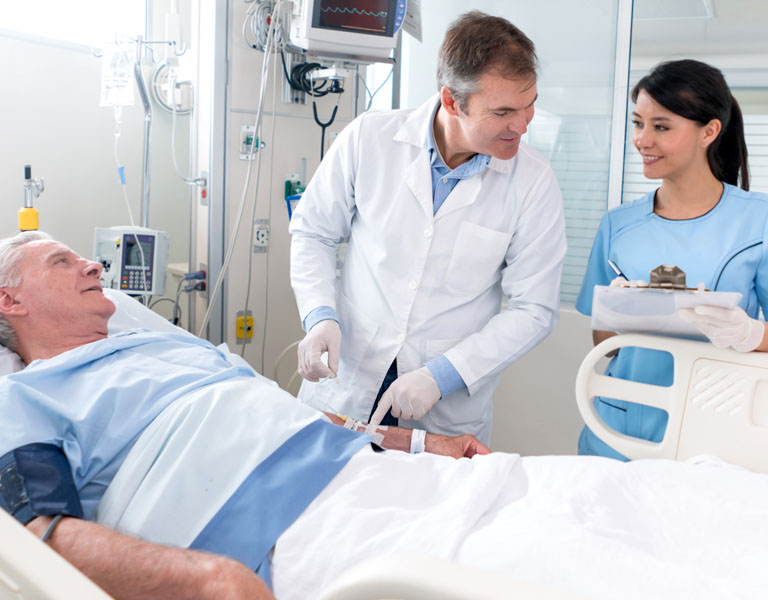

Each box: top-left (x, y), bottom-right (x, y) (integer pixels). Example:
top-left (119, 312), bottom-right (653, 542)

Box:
top-left (425, 433), bottom-right (491, 459)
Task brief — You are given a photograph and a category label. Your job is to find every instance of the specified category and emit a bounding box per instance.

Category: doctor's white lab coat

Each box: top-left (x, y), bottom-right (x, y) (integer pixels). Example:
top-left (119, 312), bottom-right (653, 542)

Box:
top-left (289, 95), bottom-right (566, 443)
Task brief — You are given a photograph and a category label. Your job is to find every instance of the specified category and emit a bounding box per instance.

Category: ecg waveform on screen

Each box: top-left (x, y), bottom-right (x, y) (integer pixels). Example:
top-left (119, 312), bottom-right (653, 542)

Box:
top-left (320, 7), bottom-right (388, 18)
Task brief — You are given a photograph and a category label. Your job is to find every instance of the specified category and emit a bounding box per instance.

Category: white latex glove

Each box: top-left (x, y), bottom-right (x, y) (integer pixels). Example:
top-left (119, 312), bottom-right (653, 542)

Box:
top-left (369, 366), bottom-right (441, 426)
top-left (610, 276), bottom-right (648, 288)
top-left (297, 319), bottom-right (341, 382)
top-left (678, 305), bottom-right (766, 352)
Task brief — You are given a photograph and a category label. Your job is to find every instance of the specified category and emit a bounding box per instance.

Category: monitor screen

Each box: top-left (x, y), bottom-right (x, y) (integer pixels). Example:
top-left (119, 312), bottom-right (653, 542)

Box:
top-left (123, 235), bottom-right (154, 267)
top-left (313, 0), bottom-right (394, 36)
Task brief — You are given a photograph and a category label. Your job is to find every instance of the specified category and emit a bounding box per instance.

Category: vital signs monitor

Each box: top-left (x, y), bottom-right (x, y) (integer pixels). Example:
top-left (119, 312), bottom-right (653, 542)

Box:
top-left (290, 0), bottom-right (407, 62)
top-left (94, 226), bottom-right (169, 296)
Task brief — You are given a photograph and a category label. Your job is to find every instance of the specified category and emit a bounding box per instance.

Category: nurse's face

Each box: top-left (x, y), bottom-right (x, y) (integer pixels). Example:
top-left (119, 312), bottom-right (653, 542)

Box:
top-left (453, 72), bottom-right (537, 161)
top-left (632, 89), bottom-right (716, 182)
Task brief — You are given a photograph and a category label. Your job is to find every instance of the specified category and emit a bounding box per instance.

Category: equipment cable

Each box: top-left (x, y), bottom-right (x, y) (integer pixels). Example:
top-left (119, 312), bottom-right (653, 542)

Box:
top-left (198, 0), bottom-right (282, 337)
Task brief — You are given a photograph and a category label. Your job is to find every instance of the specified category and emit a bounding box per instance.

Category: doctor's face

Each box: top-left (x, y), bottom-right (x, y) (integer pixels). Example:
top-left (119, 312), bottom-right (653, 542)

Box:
top-left (10, 241), bottom-right (115, 332)
top-left (454, 72), bottom-right (537, 161)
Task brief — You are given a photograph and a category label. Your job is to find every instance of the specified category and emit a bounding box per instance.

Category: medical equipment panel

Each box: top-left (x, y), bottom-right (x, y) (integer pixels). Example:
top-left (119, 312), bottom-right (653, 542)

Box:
top-left (290, 0), bottom-right (406, 62)
top-left (94, 226), bottom-right (169, 296)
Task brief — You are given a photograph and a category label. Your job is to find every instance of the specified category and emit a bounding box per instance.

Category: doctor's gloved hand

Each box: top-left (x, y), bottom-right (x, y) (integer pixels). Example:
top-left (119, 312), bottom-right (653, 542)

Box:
top-left (297, 319), bottom-right (341, 382)
top-left (678, 305), bottom-right (767, 352)
top-left (370, 366), bottom-right (441, 426)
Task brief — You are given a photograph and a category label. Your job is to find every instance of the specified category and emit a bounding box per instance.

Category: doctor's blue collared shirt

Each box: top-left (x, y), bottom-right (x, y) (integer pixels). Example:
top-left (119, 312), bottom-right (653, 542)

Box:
top-left (425, 102), bottom-right (491, 216)
top-left (303, 101), bottom-right (492, 398)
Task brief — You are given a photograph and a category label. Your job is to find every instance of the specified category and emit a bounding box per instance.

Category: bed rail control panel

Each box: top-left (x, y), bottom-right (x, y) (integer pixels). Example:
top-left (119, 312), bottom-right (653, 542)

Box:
top-left (576, 333), bottom-right (768, 473)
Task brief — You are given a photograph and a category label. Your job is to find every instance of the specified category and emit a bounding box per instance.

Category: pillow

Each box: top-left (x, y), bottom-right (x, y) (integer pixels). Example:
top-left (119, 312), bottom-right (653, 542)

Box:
top-left (0, 345), bottom-right (24, 376)
top-left (0, 288), bottom-right (192, 377)
top-left (104, 288), bottom-right (193, 337)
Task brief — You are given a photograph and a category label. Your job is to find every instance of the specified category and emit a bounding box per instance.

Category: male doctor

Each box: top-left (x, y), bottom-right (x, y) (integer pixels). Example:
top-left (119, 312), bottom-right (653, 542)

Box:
top-left (289, 11), bottom-right (566, 444)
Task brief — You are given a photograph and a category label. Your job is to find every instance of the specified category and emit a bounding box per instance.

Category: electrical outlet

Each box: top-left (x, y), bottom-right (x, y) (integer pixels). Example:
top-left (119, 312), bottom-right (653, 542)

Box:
top-left (253, 218), bottom-right (269, 253)
top-left (198, 262), bottom-right (208, 298)
top-left (236, 310), bottom-right (253, 342)
top-left (240, 125), bottom-right (259, 160)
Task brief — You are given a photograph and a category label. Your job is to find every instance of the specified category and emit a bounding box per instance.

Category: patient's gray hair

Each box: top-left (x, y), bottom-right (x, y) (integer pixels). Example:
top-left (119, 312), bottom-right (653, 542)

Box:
top-left (0, 231), bottom-right (53, 352)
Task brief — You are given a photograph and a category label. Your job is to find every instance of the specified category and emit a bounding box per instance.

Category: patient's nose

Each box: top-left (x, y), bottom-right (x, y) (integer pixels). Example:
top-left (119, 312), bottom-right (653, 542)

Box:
top-left (82, 260), bottom-right (103, 278)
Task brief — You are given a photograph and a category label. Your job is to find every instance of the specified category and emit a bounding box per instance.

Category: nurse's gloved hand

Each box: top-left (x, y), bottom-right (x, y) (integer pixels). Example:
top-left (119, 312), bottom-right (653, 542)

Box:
top-left (297, 319), bottom-right (341, 381)
top-left (370, 367), bottom-right (441, 426)
top-left (678, 305), bottom-right (766, 352)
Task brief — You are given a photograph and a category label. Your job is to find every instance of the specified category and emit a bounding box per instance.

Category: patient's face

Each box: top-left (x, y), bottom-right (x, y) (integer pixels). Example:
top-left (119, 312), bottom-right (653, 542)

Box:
top-left (13, 240), bottom-right (115, 333)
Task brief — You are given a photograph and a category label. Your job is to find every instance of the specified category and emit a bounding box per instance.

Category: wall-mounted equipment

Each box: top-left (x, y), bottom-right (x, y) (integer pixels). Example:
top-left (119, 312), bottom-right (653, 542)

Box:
top-left (289, 0), bottom-right (407, 63)
top-left (94, 226), bottom-right (169, 296)
top-left (20, 165), bottom-right (44, 231)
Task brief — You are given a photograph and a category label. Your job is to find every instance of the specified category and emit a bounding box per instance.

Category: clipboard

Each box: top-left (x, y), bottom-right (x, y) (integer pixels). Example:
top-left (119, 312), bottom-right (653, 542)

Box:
top-left (590, 285), bottom-right (743, 338)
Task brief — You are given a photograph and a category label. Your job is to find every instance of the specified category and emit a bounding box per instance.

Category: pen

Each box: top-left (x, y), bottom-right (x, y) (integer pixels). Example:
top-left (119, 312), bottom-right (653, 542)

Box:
top-left (607, 259), bottom-right (627, 280)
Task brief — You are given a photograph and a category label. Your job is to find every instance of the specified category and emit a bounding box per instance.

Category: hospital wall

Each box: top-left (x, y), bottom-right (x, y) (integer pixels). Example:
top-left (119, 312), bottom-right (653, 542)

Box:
top-left (211, 1), bottom-right (368, 390)
top-left (0, 22), bottom-right (192, 302)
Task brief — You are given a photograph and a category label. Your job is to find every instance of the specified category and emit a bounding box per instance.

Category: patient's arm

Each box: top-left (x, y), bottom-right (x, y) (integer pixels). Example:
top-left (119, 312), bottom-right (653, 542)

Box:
top-left (26, 516), bottom-right (275, 600)
top-left (324, 413), bottom-right (490, 458)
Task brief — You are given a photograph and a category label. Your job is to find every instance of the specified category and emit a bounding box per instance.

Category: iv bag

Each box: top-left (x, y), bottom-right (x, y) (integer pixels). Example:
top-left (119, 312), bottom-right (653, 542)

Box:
top-left (100, 45), bottom-right (135, 107)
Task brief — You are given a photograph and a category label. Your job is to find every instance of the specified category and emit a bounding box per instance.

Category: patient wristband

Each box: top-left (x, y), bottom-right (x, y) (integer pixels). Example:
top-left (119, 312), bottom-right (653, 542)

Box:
top-left (410, 429), bottom-right (427, 454)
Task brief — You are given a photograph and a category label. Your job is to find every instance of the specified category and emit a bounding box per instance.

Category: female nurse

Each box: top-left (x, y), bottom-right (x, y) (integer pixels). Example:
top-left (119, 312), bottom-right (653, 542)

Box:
top-left (575, 59), bottom-right (768, 459)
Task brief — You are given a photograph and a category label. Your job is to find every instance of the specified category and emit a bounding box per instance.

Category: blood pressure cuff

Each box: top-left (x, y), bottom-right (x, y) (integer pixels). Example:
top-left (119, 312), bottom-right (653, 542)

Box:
top-left (0, 443), bottom-right (84, 525)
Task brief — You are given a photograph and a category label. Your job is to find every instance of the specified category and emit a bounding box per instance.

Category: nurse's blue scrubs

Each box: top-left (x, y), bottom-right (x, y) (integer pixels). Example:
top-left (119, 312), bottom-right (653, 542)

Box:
top-left (576, 183), bottom-right (768, 459)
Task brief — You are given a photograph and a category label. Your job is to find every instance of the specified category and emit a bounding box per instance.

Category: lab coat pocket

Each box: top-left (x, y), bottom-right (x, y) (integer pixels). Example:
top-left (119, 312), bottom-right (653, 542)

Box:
top-left (445, 222), bottom-right (512, 295)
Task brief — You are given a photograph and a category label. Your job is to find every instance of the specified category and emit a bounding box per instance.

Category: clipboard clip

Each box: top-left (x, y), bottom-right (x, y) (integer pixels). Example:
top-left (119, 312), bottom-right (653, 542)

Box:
top-left (649, 265), bottom-right (689, 290)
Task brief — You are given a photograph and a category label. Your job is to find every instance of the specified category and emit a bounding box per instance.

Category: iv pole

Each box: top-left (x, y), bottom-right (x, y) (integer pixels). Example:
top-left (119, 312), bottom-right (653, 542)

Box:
top-left (135, 36), bottom-right (152, 228)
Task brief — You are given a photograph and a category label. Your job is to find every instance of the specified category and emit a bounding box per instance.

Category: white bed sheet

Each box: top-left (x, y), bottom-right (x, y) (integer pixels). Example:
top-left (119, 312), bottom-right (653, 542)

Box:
top-left (273, 449), bottom-right (768, 600)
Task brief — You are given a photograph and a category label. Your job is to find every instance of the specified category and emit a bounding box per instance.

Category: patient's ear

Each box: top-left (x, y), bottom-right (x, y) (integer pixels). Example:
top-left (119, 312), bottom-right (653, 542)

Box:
top-left (0, 289), bottom-right (28, 317)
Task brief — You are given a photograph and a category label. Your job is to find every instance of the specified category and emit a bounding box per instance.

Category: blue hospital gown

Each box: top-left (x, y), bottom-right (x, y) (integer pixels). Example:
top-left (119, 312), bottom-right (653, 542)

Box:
top-left (0, 330), bottom-right (370, 586)
top-left (575, 183), bottom-right (768, 459)
top-left (0, 330), bottom-right (257, 518)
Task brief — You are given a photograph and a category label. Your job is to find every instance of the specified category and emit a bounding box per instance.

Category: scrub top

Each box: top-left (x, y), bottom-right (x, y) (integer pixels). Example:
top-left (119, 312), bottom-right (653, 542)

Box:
top-left (575, 183), bottom-right (768, 459)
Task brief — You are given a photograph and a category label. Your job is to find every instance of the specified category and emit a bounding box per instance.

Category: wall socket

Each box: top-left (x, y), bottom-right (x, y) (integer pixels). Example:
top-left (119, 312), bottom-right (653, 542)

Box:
top-left (198, 262), bottom-right (208, 298)
top-left (239, 125), bottom-right (264, 160)
top-left (235, 309), bottom-right (253, 342)
top-left (253, 218), bottom-right (269, 253)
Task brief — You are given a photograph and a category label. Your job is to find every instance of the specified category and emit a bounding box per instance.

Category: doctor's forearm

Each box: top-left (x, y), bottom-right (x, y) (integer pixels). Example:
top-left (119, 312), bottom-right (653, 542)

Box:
top-left (26, 516), bottom-right (275, 600)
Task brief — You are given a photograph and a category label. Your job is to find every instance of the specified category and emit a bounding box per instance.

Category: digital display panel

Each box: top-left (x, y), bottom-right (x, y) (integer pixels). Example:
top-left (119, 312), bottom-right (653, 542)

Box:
top-left (314, 0), bottom-right (393, 36)
top-left (123, 235), bottom-right (154, 267)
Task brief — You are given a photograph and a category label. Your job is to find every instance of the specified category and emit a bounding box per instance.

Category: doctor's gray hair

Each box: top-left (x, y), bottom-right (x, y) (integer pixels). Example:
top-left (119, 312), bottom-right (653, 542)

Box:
top-left (437, 11), bottom-right (538, 112)
top-left (0, 230), bottom-right (52, 352)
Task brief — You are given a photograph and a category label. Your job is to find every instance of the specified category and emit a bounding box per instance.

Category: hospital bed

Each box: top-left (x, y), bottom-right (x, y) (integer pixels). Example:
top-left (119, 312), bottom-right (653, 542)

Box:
top-left (2, 296), bottom-right (768, 599)
top-left (318, 333), bottom-right (768, 600)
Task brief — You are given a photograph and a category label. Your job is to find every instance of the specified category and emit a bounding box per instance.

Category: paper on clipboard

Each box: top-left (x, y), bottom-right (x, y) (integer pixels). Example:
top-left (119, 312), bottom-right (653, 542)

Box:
top-left (591, 285), bottom-right (742, 338)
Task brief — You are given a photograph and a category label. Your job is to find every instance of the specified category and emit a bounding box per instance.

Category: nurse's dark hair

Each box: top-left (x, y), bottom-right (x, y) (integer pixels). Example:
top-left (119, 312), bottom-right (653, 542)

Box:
top-left (0, 230), bottom-right (52, 352)
top-left (632, 59), bottom-right (749, 191)
top-left (437, 11), bottom-right (537, 112)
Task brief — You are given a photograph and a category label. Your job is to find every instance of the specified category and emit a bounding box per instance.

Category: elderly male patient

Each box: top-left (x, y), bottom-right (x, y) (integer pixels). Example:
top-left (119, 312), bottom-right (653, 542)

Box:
top-left (0, 231), bottom-right (495, 600)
